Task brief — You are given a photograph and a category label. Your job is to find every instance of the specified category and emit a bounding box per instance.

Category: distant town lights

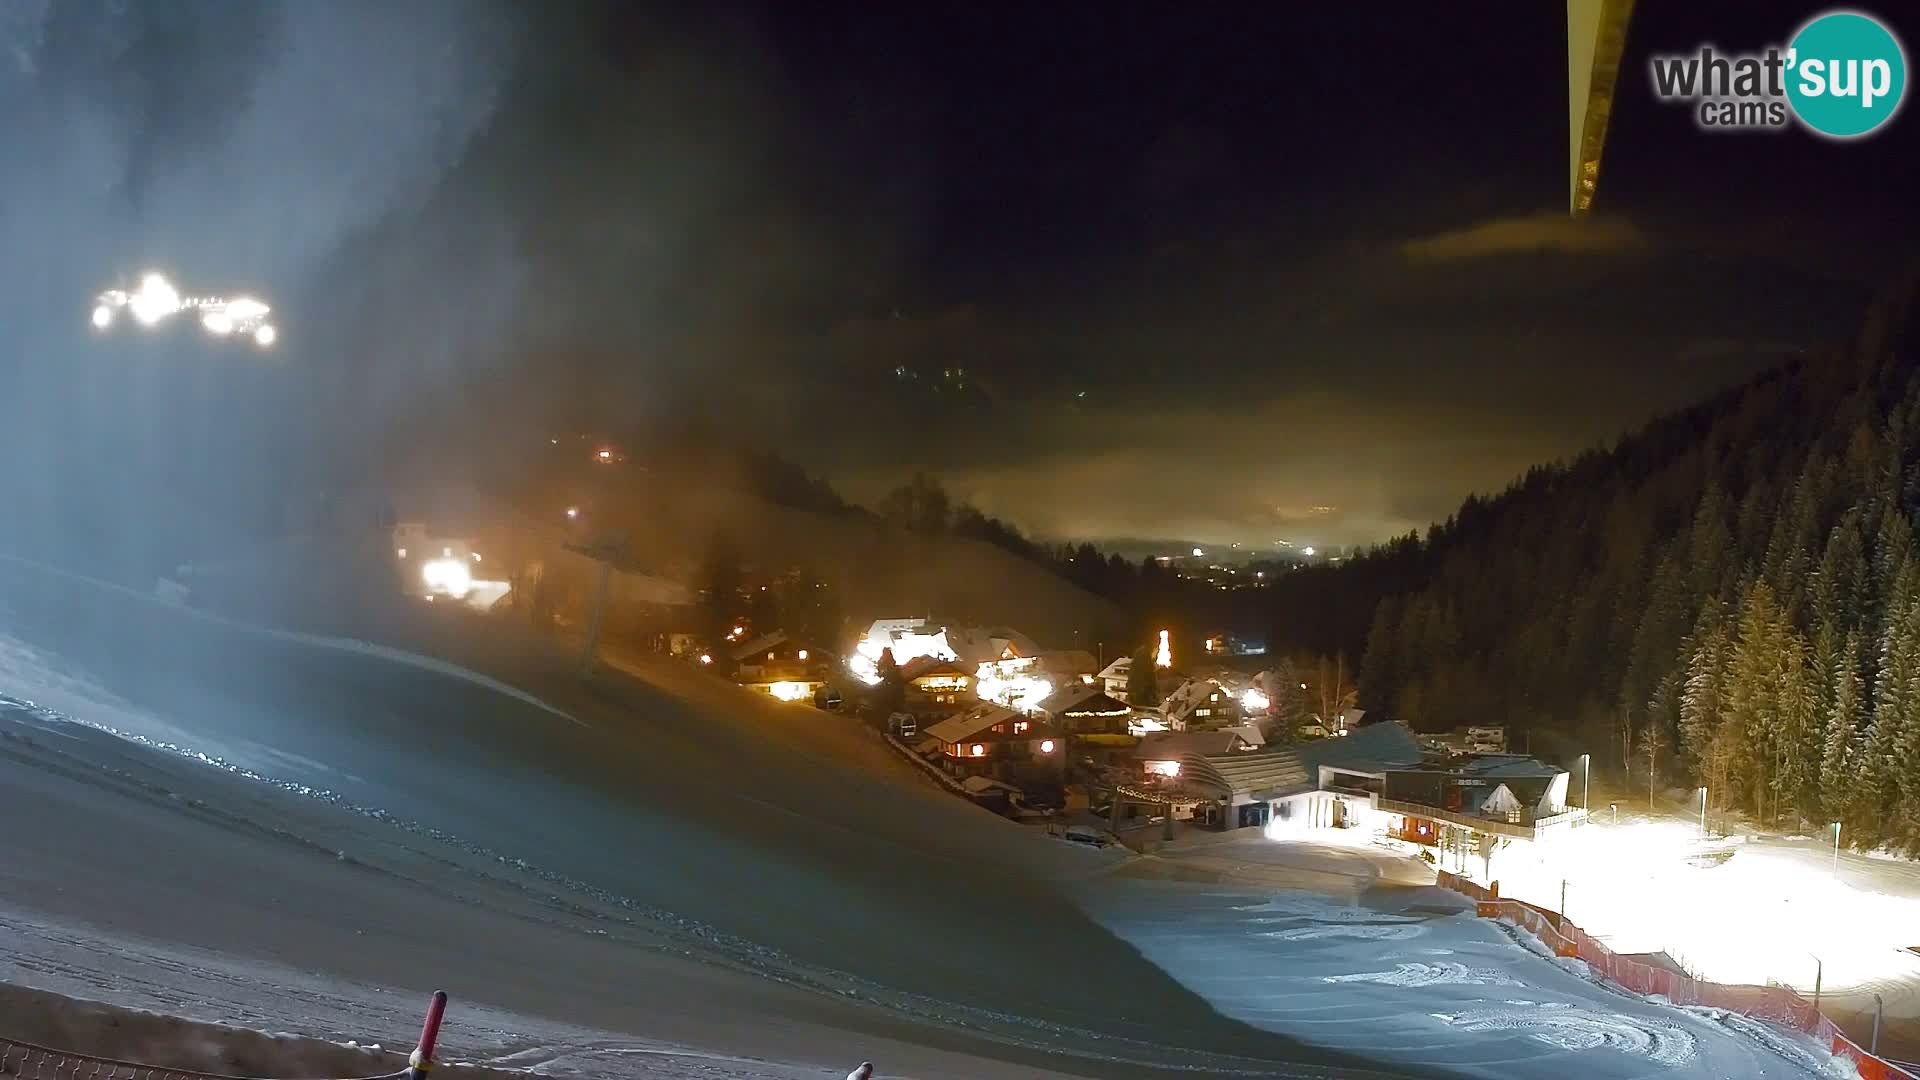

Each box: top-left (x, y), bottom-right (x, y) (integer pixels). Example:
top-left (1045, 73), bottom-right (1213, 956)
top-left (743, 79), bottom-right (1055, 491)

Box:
top-left (1303, 546), bottom-right (1316, 556)
top-left (1191, 547), bottom-right (1204, 557)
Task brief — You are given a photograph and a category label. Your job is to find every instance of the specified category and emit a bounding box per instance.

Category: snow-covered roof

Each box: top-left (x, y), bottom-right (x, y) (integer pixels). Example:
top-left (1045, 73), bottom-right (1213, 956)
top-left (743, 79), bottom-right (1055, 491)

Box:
top-left (962, 775), bottom-right (1020, 795)
top-left (1160, 677), bottom-right (1234, 722)
top-left (1169, 722), bottom-right (1424, 799)
top-left (1097, 656), bottom-right (1132, 681)
top-left (729, 631), bottom-right (790, 663)
top-left (925, 702), bottom-right (1020, 744)
top-left (1137, 729), bottom-right (1258, 760)
top-left (1034, 685), bottom-right (1130, 718)
top-left (902, 656), bottom-right (971, 682)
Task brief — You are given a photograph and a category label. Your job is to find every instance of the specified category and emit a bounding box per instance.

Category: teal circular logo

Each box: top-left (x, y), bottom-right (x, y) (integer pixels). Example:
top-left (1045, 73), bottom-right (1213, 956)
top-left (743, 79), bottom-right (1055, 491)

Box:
top-left (1786, 11), bottom-right (1907, 138)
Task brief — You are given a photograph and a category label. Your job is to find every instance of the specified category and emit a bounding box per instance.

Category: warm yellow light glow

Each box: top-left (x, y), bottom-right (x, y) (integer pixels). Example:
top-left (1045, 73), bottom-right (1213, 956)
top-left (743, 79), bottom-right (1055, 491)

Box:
top-left (970, 743), bottom-right (985, 758)
top-left (975, 664), bottom-right (1051, 709)
top-left (1039, 739), bottom-right (1056, 754)
top-left (565, 507), bottom-right (579, 520)
top-left (1145, 759), bottom-right (1181, 778)
top-left (798, 649), bottom-right (809, 660)
top-left (421, 557), bottom-right (472, 599)
top-left (768, 681), bottom-right (810, 702)
top-left (1241, 688), bottom-right (1270, 711)
top-left (850, 628), bottom-right (956, 686)
top-left (698, 653), bottom-right (712, 665)
top-left (1155, 629), bottom-right (1172, 668)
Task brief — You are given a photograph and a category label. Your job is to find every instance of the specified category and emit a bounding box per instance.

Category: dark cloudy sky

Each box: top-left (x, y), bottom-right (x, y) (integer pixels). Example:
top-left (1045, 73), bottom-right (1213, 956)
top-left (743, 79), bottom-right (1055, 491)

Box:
top-left (4, 1), bottom-right (1916, 565)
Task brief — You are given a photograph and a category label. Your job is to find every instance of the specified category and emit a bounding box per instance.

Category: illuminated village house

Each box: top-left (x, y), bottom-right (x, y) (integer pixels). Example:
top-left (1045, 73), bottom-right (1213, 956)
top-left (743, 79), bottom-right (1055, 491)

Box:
top-left (925, 702), bottom-right (1062, 778)
top-left (730, 631), bottom-right (831, 702)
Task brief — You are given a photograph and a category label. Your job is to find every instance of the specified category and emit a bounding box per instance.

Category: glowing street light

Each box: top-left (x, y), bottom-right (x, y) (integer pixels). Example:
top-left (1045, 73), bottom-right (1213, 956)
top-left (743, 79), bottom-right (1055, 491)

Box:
top-left (565, 506), bottom-right (580, 520)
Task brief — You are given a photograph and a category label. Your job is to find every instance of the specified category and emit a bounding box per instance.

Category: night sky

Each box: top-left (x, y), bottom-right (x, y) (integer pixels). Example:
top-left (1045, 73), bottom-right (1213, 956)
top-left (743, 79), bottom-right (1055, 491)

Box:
top-left (4, 1), bottom-right (1916, 554)
top-left (550, 1), bottom-right (1919, 548)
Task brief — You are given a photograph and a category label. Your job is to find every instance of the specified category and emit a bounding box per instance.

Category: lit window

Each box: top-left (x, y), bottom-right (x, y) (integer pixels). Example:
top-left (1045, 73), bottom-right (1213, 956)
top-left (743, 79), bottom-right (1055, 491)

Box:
top-left (1146, 760), bottom-right (1181, 778)
top-left (768, 651), bottom-right (776, 661)
top-left (970, 743), bottom-right (985, 757)
top-left (1014, 721), bottom-right (1029, 734)
top-left (798, 650), bottom-right (809, 660)
top-left (443, 547), bottom-right (452, 558)
top-left (396, 548), bottom-right (407, 559)
top-left (1196, 708), bottom-right (1212, 718)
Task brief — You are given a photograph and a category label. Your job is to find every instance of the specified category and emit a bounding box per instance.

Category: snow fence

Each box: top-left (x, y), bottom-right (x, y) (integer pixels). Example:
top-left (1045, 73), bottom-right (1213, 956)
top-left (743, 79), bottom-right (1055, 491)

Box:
top-left (1436, 871), bottom-right (1916, 1079)
top-left (0, 992), bottom-right (447, 1080)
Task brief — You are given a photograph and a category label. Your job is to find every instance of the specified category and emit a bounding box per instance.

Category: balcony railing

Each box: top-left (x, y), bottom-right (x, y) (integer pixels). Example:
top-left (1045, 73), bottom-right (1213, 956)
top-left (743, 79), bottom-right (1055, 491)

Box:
top-left (1377, 798), bottom-right (1587, 839)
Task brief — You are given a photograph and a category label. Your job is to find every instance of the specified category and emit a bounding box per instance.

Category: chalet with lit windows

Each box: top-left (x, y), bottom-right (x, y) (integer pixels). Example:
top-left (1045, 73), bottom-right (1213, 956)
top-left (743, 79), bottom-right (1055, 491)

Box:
top-left (1035, 685), bottom-right (1133, 737)
top-left (902, 657), bottom-right (974, 716)
top-left (1096, 656), bottom-right (1133, 702)
top-left (1159, 677), bottom-right (1242, 730)
top-left (925, 702), bottom-right (1063, 777)
top-left (730, 631), bottom-right (832, 702)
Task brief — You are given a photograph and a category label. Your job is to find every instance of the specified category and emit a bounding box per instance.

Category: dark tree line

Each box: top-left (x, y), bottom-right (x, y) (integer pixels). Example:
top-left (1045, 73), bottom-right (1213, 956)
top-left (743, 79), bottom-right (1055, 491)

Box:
top-left (1338, 269), bottom-right (1920, 852)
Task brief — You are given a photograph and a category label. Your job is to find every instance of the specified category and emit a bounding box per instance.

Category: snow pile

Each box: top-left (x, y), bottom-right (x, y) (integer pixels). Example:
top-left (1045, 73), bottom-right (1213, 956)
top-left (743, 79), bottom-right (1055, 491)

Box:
top-left (1427, 1002), bottom-right (1699, 1067)
top-left (1323, 962), bottom-right (1522, 988)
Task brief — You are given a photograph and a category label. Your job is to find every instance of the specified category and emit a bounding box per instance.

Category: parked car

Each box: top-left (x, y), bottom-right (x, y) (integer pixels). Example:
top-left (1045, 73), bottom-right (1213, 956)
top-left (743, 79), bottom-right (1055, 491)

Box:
top-left (1062, 825), bottom-right (1109, 848)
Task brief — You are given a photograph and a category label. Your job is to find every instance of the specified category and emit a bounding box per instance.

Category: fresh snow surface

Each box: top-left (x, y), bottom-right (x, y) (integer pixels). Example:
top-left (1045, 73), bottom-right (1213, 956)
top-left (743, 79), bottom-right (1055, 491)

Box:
top-left (1084, 880), bottom-right (1840, 1079)
top-left (0, 558), bottom-right (1847, 1079)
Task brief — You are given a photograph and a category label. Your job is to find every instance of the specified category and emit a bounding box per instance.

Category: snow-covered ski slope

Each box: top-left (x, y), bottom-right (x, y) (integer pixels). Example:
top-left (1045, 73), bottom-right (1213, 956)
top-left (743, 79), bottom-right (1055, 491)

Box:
top-left (0, 556), bottom-right (1840, 1078)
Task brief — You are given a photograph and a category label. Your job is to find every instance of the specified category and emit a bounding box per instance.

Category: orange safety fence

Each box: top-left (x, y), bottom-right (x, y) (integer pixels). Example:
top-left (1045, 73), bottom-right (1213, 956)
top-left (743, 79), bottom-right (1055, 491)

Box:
top-left (1437, 877), bottom-right (1917, 1079)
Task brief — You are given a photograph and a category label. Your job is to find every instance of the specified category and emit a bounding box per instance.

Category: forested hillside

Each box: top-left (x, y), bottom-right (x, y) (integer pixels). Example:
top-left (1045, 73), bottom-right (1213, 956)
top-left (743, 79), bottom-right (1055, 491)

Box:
top-left (1351, 267), bottom-right (1920, 853)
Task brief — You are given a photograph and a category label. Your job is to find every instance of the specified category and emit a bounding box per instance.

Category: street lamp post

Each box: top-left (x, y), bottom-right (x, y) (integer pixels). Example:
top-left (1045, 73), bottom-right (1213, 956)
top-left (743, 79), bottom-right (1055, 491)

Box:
top-left (1832, 822), bottom-right (1842, 878)
top-left (1698, 786), bottom-right (1708, 839)
top-left (1579, 753), bottom-right (1590, 815)
top-left (1610, 801), bottom-right (1618, 826)
top-left (1810, 952), bottom-right (1823, 1016)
